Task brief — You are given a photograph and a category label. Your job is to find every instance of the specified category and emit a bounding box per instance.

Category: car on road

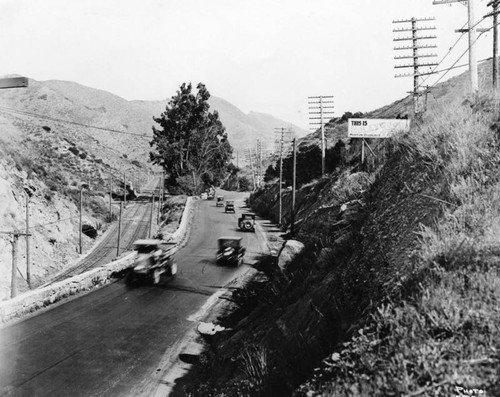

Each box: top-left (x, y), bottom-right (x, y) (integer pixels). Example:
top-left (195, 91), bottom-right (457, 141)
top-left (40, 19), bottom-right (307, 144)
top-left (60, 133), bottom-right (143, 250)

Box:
top-left (238, 213), bottom-right (255, 232)
top-left (126, 239), bottom-right (177, 285)
top-left (201, 192), bottom-right (208, 200)
top-left (216, 236), bottom-right (245, 266)
top-left (225, 200), bottom-right (235, 213)
top-left (216, 196), bottom-right (225, 207)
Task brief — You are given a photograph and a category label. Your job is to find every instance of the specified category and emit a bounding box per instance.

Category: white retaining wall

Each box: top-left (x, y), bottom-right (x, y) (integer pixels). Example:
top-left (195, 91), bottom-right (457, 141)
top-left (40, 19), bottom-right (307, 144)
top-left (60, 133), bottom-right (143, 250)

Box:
top-left (0, 196), bottom-right (195, 325)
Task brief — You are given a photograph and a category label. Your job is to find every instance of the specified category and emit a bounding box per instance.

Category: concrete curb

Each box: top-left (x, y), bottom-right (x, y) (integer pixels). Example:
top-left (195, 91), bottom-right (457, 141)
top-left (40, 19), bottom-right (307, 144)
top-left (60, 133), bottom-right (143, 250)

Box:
top-left (0, 252), bottom-right (135, 325)
top-left (169, 196), bottom-right (196, 253)
top-left (0, 196), bottom-right (195, 326)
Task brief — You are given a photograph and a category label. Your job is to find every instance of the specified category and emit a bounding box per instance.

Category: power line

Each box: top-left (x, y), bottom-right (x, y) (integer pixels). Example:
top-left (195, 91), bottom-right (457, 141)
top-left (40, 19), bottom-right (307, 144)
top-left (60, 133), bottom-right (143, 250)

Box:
top-left (428, 20), bottom-right (497, 89)
top-left (417, 20), bottom-right (469, 90)
top-left (0, 105), bottom-right (150, 138)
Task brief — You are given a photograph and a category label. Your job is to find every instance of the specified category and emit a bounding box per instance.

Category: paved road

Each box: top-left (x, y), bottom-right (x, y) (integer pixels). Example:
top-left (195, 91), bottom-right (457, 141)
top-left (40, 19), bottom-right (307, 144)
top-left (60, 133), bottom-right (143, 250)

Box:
top-left (0, 191), bottom-right (265, 396)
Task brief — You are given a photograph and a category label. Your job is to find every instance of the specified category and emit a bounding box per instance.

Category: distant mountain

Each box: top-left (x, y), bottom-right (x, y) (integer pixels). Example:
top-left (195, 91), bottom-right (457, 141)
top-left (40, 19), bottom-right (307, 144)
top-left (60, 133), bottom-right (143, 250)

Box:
top-left (131, 95), bottom-right (308, 156)
top-left (0, 78), bottom-right (307, 161)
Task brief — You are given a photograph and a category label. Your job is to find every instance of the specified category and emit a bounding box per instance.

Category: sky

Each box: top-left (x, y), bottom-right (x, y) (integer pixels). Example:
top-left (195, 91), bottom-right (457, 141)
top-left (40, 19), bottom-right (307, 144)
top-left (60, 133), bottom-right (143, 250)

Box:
top-left (0, 0), bottom-right (494, 130)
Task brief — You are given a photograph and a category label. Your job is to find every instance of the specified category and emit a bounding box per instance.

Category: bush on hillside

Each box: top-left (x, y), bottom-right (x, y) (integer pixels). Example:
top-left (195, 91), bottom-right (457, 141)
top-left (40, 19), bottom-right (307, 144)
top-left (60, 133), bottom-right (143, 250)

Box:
top-left (297, 97), bottom-right (500, 396)
top-left (280, 139), bottom-right (346, 187)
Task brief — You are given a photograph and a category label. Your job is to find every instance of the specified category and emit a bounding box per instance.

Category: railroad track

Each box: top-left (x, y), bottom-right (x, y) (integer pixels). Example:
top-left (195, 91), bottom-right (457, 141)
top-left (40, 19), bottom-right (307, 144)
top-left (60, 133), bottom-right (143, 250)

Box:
top-left (44, 184), bottom-right (159, 285)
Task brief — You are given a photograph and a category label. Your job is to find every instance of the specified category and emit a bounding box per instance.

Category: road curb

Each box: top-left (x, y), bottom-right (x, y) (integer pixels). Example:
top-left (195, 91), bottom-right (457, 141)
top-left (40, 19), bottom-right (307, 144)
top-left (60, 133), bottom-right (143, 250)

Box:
top-left (0, 252), bottom-right (135, 325)
top-left (0, 196), bottom-right (196, 326)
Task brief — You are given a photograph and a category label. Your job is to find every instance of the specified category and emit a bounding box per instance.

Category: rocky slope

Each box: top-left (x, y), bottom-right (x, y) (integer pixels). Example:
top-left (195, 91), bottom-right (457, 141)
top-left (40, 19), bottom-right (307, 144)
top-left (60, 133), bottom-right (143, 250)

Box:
top-left (178, 61), bottom-right (500, 396)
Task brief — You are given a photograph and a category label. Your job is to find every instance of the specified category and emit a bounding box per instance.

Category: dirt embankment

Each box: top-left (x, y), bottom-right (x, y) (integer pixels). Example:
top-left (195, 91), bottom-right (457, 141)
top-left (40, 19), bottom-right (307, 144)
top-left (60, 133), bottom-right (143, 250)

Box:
top-left (180, 158), bottom-right (443, 394)
top-left (180, 100), bottom-right (500, 396)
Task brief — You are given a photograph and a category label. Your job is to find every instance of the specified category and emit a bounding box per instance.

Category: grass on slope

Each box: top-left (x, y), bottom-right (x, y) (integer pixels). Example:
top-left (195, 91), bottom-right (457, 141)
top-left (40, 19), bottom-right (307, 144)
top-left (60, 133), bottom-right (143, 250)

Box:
top-left (297, 97), bottom-right (500, 396)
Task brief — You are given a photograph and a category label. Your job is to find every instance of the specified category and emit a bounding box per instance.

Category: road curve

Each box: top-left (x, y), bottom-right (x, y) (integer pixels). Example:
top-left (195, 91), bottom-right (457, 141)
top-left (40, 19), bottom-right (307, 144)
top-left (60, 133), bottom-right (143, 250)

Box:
top-left (0, 191), bottom-right (266, 397)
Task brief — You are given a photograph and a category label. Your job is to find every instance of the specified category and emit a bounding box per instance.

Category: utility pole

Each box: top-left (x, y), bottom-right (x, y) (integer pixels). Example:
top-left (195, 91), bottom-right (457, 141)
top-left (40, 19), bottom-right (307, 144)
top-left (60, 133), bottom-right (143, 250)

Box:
top-left (25, 194), bottom-right (31, 288)
top-left (393, 17), bottom-right (438, 115)
top-left (0, 230), bottom-right (31, 298)
top-left (109, 177), bottom-right (113, 218)
top-left (246, 148), bottom-right (257, 190)
top-left (308, 96), bottom-right (334, 175)
top-left (256, 138), bottom-right (263, 187)
top-left (434, 0), bottom-right (479, 94)
top-left (149, 193), bottom-right (155, 238)
top-left (157, 175), bottom-right (162, 224)
top-left (7, 232), bottom-right (31, 298)
top-left (11, 234), bottom-right (19, 298)
top-left (123, 172), bottom-right (127, 206)
top-left (274, 127), bottom-right (293, 226)
top-left (79, 185), bottom-right (84, 254)
top-left (290, 138), bottom-right (297, 237)
top-left (486, 1), bottom-right (500, 89)
top-left (117, 202), bottom-right (123, 256)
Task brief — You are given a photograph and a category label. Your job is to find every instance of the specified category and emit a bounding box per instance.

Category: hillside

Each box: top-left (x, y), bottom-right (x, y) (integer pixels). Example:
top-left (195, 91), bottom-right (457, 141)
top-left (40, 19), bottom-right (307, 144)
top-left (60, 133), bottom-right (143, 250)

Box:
top-left (0, 78), bottom-right (306, 299)
top-left (298, 58), bottom-right (491, 151)
top-left (178, 62), bottom-right (500, 396)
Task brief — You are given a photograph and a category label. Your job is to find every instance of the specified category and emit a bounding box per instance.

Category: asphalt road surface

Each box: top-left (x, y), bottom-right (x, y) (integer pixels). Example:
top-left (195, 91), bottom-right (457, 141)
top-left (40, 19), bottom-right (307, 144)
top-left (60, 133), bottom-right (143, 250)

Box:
top-left (0, 191), bottom-right (266, 396)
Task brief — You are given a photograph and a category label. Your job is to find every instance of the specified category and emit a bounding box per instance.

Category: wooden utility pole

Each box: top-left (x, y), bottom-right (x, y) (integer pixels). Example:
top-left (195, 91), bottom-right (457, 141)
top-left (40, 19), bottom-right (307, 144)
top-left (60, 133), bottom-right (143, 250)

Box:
top-left (157, 176), bottom-right (162, 224)
top-left (308, 96), bottom-right (334, 175)
top-left (123, 172), bottom-right (127, 205)
top-left (256, 138), bottom-right (263, 187)
top-left (117, 202), bottom-right (123, 256)
top-left (109, 177), bottom-right (113, 218)
top-left (8, 232), bottom-right (31, 298)
top-left (394, 17), bottom-right (438, 115)
top-left (79, 186), bottom-right (83, 254)
top-left (290, 139), bottom-right (297, 237)
top-left (11, 235), bottom-right (18, 298)
top-left (246, 148), bottom-right (257, 190)
top-left (278, 128), bottom-right (285, 226)
top-left (0, 230), bottom-right (31, 298)
top-left (149, 194), bottom-right (155, 238)
top-left (486, 1), bottom-right (500, 89)
top-left (25, 195), bottom-right (31, 288)
top-left (274, 127), bottom-right (293, 226)
top-left (434, 0), bottom-right (479, 94)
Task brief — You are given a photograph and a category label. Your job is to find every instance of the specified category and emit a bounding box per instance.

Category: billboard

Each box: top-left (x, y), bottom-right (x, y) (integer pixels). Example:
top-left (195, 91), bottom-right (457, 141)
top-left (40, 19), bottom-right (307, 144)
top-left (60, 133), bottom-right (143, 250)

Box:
top-left (347, 118), bottom-right (410, 139)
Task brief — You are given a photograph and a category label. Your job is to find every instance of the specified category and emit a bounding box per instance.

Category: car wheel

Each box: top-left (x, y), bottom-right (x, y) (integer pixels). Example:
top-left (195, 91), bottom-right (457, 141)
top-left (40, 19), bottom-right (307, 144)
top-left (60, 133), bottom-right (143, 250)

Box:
top-left (243, 221), bottom-right (252, 230)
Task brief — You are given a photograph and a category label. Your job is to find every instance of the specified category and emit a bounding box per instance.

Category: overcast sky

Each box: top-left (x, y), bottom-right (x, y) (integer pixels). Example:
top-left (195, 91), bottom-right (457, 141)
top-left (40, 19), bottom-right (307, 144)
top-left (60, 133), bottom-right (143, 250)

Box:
top-left (0, 0), bottom-right (493, 129)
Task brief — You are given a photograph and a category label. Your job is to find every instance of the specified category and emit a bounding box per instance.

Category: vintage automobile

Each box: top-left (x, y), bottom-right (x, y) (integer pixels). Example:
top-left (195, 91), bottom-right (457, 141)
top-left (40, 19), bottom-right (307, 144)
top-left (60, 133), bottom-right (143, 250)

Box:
top-left (216, 196), bottom-right (225, 207)
top-left (201, 192), bottom-right (208, 200)
top-left (216, 236), bottom-right (245, 266)
top-left (238, 213), bottom-right (255, 232)
top-left (126, 239), bottom-right (177, 285)
top-left (225, 200), bottom-right (235, 213)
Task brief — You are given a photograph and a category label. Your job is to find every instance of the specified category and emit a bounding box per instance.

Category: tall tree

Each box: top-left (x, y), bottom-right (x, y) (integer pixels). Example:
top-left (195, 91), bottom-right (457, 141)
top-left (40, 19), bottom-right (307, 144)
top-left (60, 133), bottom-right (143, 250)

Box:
top-left (149, 83), bottom-right (233, 193)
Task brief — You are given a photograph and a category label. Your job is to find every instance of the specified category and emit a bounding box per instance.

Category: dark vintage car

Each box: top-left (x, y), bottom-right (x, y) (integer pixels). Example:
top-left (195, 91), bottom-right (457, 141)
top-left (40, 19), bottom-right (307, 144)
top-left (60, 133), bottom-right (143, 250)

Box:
top-left (216, 196), bottom-right (225, 207)
top-left (225, 200), bottom-right (235, 213)
top-left (126, 239), bottom-right (177, 285)
top-left (216, 236), bottom-right (245, 266)
top-left (238, 213), bottom-right (255, 232)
